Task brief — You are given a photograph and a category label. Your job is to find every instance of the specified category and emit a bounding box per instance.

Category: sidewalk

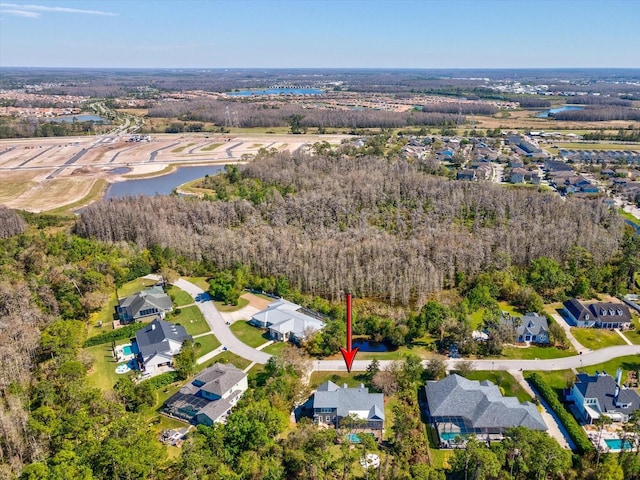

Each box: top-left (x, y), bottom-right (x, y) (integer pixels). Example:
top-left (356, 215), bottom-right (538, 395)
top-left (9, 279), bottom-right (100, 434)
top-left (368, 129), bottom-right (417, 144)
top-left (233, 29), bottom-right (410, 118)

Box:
top-left (614, 328), bottom-right (633, 345)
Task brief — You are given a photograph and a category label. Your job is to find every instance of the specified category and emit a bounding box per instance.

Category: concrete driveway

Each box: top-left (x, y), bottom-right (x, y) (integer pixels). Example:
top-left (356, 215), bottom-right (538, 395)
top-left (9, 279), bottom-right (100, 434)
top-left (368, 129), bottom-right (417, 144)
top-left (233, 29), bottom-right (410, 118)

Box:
top-left (173, 278), bottom-right (271, 364)
top-left (548, 312), bottom-right (586, 352)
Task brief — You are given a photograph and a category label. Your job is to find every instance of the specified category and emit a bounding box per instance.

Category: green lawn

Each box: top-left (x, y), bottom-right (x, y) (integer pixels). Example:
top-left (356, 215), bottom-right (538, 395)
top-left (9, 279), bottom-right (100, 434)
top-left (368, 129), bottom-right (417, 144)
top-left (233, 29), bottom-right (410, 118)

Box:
top-left (171, 143), bottom-right (195, 153)
top-left (461, 371), bottom-right (532, 403)
top-left (170, 305), bottom-right (210, 336)
top-left (579, 355), bottom-right (640, 381)
top-left (200, 350), bottom-right (251, 371)
top-left (570, 327), bottom-right (626, 350)
top-left (309, 371), bottom-right (369, 389)
top-left (166, 285), bottom-right (194, 307)
top-left (622, 317), bottom-right (640, 345)
top-left (427, 425), bottom-right (454, 468)
top-left (469, 308), bottom-right (485, 330)
top-left (201, 142), bottom-right (222, 151)
top-left (498, 301), bottom-right (522, 316)
top-left (187, 276), bottom-right (211, 291)
top-left (499, 344), bottom-right (575, 360)
top-left (262, 341), bottom-right (287, 356)
top-left (86, 277), bottom-right (157, 339)
top-left (194, 333), bottom-right (221, 357)
top-left (85, 341), bottom-right (131, 392)
top-left (230, 321), bottom-right (269, 348)
top-left (214, 297), bottom-right (249, 312)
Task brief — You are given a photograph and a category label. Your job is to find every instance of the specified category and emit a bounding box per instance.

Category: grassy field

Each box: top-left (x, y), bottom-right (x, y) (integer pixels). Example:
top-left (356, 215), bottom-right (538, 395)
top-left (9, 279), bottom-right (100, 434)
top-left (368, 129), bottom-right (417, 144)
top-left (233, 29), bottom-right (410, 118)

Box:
top-left (171, 143), bottom-right (195, 153)
top-left (622, 317), bottom-right (640, 345)
top-left (570, 327), bottom-right (626, 350)
top-left (499, 344), bottom-right (575, 360)
top-left (194, 333), bottom-right (221, 357)
top-left (166, 285), bottom-right (194, 307)
top-left (169, 305), bottom-right (210, 336)
top-left (461, 371), bottom-right (532, 403)
top-left (620, 209), bottom-right (640, 228)
top-left (579, 355), bottom-right (640, 380)
top-left (214, 297), bottom-right (249, 312)
top-left (200, 350), bottom-right (252, 371)
top-left (262, 341), bottom-right (287, 356)
top-left (187, 276), bottom-right (211, 291)
top-left (309, 371), bottom-right (369, 389)
top-left (230, 321), bottom-right (269, 348)
top-left (45, 178), bottom-right (108, 215)
top-left (86, 277), bottom-right (157, 338)
top-left (552, 142), bottom-right (640, 151)
top-left (85, 341), bottom-right (130, 392)
top-left (201, 142), bottom-right (222, 151)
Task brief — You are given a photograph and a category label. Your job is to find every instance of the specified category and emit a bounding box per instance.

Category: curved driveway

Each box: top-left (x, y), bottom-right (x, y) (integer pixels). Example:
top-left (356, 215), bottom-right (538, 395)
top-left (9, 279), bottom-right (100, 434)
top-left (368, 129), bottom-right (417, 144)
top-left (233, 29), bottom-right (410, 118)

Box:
top-left (170, 278), bottom-right (639, 372)
top-left (173, 279), bottom-right (271, 364)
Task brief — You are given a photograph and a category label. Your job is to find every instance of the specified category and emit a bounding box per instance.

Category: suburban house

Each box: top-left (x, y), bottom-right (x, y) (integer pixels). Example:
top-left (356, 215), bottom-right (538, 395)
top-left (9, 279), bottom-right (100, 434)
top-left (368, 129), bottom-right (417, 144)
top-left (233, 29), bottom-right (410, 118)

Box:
top-left (567, 370), bottom-right (640, 424)
top-left (116, 285), bottom-right (173, 323)
top-left (456, 169), bottom-right (476, 181)
top-left (162, 363), bottom-right (248, 426)
top-left (501, 312), bottom-right (550, 344)
top-left (312, 381), bottom-right (385, 439)
top-left (424, 374), bottom-right (546, 446)
top-left (563, 299), bottom-right (632, 329)
top-left (135, 318), bottom-right (193, 372)
top-left (250, 298), bottom-right (326, 343)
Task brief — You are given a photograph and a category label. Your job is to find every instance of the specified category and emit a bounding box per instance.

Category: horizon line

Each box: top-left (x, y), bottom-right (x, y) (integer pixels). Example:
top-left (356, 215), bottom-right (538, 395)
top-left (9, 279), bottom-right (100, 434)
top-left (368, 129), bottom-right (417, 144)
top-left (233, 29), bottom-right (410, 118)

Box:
top-left (2, 65), bottom-right (640, 70)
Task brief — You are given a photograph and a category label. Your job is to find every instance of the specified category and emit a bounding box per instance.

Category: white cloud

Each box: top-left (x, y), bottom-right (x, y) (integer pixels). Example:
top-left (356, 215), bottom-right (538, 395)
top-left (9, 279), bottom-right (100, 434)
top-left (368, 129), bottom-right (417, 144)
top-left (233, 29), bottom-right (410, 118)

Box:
top-left (0, 8), bottom-right (40, 17)
top-left (0, 2), bottom-right (117, 16)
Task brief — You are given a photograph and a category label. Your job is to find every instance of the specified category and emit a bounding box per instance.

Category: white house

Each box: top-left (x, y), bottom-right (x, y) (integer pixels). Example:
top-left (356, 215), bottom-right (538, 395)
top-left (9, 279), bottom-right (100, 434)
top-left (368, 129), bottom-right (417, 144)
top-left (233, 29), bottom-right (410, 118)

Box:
top-left (250, 298), bottom-right (326, 343)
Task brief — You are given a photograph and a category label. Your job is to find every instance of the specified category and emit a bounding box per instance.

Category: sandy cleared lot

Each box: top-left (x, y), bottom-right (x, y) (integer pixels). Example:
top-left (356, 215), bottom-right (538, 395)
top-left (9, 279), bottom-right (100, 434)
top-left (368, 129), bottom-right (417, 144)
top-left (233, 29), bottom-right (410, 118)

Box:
top-left (0, 133), bottom-right (348, 212)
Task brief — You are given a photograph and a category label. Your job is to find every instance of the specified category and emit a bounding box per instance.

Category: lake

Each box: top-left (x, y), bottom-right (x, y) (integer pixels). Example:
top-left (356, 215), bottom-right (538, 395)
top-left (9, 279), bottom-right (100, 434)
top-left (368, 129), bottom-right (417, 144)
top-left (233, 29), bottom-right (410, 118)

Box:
top-left (352, 339), bottom-right (397, 352)
top-left (49, 114), bottom-right (111, 124)
top-left (228, 88), bottom-right (323, 96)
top-left (105, 165), bottom-right (225, 199)
top-left (536, 105), bottom-right (584, 118)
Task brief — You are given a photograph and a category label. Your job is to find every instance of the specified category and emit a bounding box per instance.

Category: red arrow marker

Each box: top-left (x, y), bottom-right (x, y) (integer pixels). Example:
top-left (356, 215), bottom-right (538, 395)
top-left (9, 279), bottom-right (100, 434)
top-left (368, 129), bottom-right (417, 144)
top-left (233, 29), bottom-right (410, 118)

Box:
top-left (340, 293), bottom-right (359, 372)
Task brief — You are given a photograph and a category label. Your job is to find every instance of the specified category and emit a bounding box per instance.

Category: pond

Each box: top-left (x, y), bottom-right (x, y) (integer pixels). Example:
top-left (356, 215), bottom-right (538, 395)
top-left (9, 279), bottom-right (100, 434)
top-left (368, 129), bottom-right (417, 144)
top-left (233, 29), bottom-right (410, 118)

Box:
top-left (105, 165), bottom-right (225, 199)
top-left (49, 114), bottom-right (111, 123)
top-left (535, 105), bottom-right (584, 118)
top-left (625, 219), bottom-right (640, 235)
top-left (351, 339), bottom-right (397, 352)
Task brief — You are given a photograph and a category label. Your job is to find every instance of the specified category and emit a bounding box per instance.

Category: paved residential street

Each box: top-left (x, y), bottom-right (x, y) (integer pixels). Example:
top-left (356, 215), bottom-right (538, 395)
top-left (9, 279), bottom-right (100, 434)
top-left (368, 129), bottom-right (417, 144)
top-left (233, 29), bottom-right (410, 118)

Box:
top-left (172, 278), bottom-right (272, 364)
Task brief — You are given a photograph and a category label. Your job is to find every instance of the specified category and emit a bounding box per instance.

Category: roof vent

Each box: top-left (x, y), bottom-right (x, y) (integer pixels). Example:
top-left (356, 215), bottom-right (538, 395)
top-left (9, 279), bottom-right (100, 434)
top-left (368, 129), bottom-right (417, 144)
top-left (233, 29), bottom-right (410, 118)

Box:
top-left (151, 324), bottom-right (156, 330)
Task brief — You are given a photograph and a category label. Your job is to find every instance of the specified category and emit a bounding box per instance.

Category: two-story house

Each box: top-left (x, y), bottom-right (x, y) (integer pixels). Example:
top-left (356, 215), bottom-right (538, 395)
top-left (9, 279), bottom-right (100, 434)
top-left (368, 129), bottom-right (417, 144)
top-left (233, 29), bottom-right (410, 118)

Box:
top-left (312, 381), bottom-right (385, 439)
top-left (162, 363), bottom-right (248, 426)
top-left (563, 299), bottom-right (632, 329)
top-left (567, 370), bottom-right (640, 424)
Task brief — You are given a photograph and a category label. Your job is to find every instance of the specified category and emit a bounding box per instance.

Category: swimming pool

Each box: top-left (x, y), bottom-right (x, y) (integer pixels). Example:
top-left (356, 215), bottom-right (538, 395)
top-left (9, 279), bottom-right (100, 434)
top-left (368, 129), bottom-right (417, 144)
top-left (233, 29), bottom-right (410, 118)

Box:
top-left (440, 432), bottom-right (466, 442)
top-left (346, 433), bottom-right (361, 443)
top-left (115, 363), bottom-right (131, 374)
top-left (122, 344), bottom-right (134, 356)
top-left (605, 438), bottom-right (633, 451)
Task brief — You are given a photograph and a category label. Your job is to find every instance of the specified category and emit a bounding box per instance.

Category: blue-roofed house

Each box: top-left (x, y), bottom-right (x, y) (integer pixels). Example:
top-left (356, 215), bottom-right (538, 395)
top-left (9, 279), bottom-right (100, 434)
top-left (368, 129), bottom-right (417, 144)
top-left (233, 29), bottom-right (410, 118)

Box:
top-left (312, 381), bottom-right (385, 439)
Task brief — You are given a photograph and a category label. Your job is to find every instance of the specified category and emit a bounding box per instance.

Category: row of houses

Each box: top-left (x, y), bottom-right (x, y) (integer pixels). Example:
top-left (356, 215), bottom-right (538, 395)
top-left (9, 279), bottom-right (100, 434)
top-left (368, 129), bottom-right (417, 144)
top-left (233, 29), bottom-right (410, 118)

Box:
top-left (563, 299), bottom-right (632, 329)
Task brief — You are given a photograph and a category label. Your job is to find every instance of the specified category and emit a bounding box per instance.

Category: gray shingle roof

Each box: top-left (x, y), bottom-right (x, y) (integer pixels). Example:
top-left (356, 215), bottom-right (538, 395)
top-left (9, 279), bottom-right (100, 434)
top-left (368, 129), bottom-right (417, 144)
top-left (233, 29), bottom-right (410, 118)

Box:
top-left (563, 299), bottom-right (592, 324)
top-left (191, 363), bottom-right (247, 397)
top-left (425, 374), bottom-right (546, 431)
top-left (135, 318), bottom-right (192, 361)
top-left (574, 373), bottom-right (640, 417)
top-left (588, 303), bottom-right (632, 325)
top-left (313, 381), bottom-right (385, 421)
top-left (119, 286), bottom-right (172, 319)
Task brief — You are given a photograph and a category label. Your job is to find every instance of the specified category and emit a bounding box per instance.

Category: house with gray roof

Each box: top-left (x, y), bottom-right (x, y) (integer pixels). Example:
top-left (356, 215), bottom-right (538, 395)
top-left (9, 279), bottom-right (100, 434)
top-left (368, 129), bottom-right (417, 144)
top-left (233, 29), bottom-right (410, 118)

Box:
top-left (250, 298), bottom-right (325, 343)
top-left (116, 285), bottom-right (172, 324)
top-left (162, 363), bottom-right (248, 426)
top-left (567, 370), bottom-right (640, 423)
top-left (312, 381), bottom-right (384, 439)
top-left (424, 374), bottom-right (546, 446)
top-left (135, 318), bottom-right (192, 372)
top-left (563, 298), bottom-right (632, 329)
top-left (501, 312), bottom-right (549, 344)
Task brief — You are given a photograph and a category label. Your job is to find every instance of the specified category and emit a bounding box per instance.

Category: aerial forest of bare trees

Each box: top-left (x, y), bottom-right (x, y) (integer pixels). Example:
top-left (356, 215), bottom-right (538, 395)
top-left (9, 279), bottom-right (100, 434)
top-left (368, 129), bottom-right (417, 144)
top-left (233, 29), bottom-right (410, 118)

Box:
top-left (0, 207), bottom-right (26, 239)
top-left (147, 99), bottom-right (460, 129)
top-left (76, 153), bottom-right (625, 306)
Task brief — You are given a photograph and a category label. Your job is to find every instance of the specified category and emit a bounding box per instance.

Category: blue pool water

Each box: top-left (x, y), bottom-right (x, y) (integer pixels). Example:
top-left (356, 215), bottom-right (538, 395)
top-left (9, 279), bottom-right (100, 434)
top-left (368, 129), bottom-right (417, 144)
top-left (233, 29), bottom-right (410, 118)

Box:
top-left (605, 438), bottom-right (633, 451)
top-left (440, 432), bottom-right (467, 442)
top-left (123, 345), bottom-right (134, 356)
top-left (346, 433), bottom-right (361, 443)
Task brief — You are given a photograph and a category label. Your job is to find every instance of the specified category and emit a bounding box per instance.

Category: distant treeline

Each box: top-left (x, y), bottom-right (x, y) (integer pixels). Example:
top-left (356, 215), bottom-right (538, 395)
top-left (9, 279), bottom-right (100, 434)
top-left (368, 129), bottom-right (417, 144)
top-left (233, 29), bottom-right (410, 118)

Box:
top-left (554, 107), bottom-right (640, 121)
top-left (568, 96), bottom-right (633, 107)
top-left (0, 118), bottom-right (105, 139)
top-left (512, 97), bottom-right (552, 108)
top-left (147, 99), bottom-right (461, 129)
top-left (583, 128), bottom-right (640, 142)
top-left (76, 153), bottom-right (624, 305)
top-left (420, 102), bottom-right (499, 115)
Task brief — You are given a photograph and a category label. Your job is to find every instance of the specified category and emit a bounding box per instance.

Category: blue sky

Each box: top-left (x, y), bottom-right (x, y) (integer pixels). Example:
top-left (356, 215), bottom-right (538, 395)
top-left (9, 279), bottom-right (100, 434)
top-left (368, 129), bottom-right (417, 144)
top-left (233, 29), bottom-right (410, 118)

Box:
top-left (1, 0), bottom-right (638, 68)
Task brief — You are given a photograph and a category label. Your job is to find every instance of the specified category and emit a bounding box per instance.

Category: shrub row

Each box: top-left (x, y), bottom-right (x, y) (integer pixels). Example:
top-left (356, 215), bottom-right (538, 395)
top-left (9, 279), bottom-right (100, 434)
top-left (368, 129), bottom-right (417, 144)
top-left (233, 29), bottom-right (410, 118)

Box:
top-left (527, 373), bottom-right (593, 454)
top-left (83, 323), bottom-right (141, 347)
top-left (143, 371), bottom-right (180, 390)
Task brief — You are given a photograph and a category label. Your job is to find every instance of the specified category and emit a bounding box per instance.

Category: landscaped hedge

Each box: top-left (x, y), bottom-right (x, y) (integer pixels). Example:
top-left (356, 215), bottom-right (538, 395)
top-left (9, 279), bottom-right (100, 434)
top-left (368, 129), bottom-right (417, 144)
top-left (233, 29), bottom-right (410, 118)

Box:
top-left (143, 371), bottom-right (180, 389)
top-left (83, 323), bottom-right (141, 347)
top-left (527, 373), bottom-right (593, 453)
